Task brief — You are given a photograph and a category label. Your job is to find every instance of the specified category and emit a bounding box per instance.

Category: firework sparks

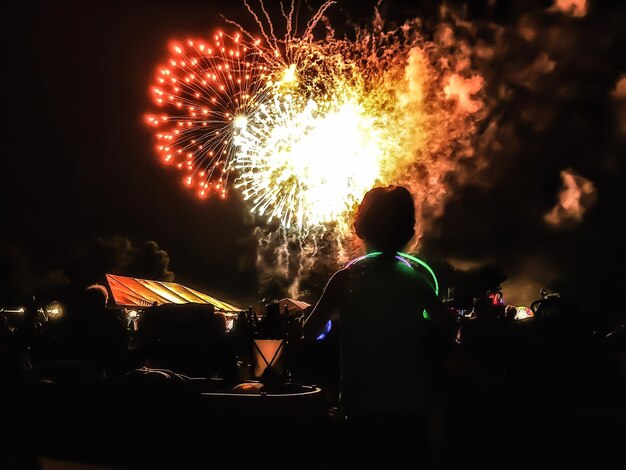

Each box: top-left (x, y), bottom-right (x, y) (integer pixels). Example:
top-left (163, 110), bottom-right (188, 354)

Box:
top-left (145, 1), bottom-right (484, 241)
top-left (145, 32), bottom-right (269, 199)
top-left (234, 94), bottom-right (385, 230)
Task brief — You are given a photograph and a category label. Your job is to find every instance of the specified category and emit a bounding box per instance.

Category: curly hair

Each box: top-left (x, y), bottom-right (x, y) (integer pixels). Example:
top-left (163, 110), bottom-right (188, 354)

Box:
top-left (353, 186), bottom-right (415, 253)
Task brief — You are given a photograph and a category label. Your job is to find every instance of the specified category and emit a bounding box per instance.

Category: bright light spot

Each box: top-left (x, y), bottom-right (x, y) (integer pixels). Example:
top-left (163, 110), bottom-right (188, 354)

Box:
top-left (236, 98), bottom-right (384, 229)
top-left (515, 306), bottom-right (534, 320)
top-left (45, 301), bottom-right (64, 319)
top-left (234, 115), bottom-right (248, 129)
top-left (278, 64), bottom-right (297, 88)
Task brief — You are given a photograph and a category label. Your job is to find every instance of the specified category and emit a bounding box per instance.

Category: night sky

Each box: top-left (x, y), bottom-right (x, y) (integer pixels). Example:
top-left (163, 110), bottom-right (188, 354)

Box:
top-left (1, 1), bottom-right (625, 318)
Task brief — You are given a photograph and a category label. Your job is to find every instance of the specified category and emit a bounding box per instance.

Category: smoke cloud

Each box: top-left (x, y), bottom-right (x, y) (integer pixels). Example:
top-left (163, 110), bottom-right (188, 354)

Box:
top-left (444, 74), bottom-right (485, 114)
top-left (544, 169), bottom-right (597, 226)
top-left (549, 0), bottom-right (588, 18)
top-left (65, 236), bottom-right (174, 287)
top-left (418, 1), bottom-right (625, 313)
top-left (0, 236), bottom-right (175, 304)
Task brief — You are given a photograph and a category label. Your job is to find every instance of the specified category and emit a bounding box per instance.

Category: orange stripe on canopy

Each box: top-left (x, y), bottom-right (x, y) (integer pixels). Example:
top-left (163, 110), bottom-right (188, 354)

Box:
top-left (106, 274), bottom-right (241, 312)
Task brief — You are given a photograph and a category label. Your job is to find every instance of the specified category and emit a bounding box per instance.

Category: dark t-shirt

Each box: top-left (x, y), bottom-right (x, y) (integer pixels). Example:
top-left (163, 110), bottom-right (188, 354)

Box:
top-left (334, 254), bottom-right (436, 418)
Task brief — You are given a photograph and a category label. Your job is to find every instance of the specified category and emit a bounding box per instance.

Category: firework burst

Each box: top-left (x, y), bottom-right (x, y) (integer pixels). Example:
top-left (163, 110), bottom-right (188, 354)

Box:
top-left (234, 94), bottom-right (386, 230)
top-left (145, 31), bottom-right (270, 199)
top-left (145, 1), bottom-right (484, 242)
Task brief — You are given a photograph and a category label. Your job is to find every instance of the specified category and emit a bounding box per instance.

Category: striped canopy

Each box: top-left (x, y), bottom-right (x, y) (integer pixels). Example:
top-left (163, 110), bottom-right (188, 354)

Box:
top-left (106, 274), bottom-right (241, 312)
top-left (277, 298), bottom-right (311, 312)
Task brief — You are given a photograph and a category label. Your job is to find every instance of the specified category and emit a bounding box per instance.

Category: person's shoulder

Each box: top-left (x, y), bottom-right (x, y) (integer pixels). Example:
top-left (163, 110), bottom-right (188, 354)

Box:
top-left (409, 269), bottom-right (436, 292)
top-left (319, 268), bottom-right (349, 298)
top-left (328, 267), bottom-right (349, 286)
top-left (332, 266), bottom-right (349, 278)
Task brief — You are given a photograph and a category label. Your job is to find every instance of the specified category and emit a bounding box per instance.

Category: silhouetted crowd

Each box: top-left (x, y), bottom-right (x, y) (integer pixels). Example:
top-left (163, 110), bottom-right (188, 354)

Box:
top-left (1, 284), bottom-right (625, 468)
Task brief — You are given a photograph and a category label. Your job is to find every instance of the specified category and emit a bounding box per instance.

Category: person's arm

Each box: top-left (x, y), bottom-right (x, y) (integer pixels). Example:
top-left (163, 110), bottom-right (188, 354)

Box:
top-left (302, 268), bottom-right (348, 340)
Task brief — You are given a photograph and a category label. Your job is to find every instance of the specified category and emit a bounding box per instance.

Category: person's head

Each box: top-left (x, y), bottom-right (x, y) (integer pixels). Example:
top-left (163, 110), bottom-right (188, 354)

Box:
top-left (265, 302), bottom-right (280, 319)
top-left (505, 304), bottom-right (518, 321)
top-left (79, 284), bottom-right (109, 312)
top-left (354, 186), bottom-right (415, 253)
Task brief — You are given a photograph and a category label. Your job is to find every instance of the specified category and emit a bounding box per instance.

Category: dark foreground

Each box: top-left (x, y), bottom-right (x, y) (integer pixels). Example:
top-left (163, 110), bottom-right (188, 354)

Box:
top-left (1, 358), bottom-right (624, 470)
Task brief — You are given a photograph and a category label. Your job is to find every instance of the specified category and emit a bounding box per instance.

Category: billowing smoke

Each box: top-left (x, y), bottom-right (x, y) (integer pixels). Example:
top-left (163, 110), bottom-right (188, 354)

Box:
top-left (65, 236), bottom-right (174, 287)
top-left (444, 75), bottom-right (484, 114)
top-left (549, 0), bottom-right (588, 18)
top-left (399, 15), bottom-right (489, 237)
top-left (1, 236), bottom-right (175, 304)
top-left (255, 225), bottom-right (354, 300)
top-left (500, 257), bottom-right (559, 306)
top-left (417, 1), bottom-right (625, 312)
top-left (544, 169), bottom-right (597, 226)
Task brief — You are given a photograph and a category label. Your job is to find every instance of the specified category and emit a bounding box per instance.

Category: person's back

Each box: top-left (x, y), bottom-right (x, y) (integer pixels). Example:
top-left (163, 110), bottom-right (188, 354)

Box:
top-left (259, 303), bottom-right (284, 339)
top-left (61, 285), bottom-right (128, 376)
top-left (339, 253), bottom-right (436, 418)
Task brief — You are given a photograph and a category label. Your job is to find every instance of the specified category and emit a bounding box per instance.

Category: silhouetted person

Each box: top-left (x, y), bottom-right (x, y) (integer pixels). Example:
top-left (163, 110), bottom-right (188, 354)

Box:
top-left (525, 291), bottom-right (587, 397)
top-left (246, 306), bottom-right (255, 327)
top-left (136, 302), bottom-right (234, 378)
top-left (303, 186), bottom-right (454, 463)
top-left (230, 311), bottom-right (254, 379)
top-left (504, 304), bottom-right (518, 322)
top-left (457, 296), bottom-right (501, 345)
top-left (233, 311), bottom-right (253, 340)
top-left (60, 284), bottom-right (128, 377)
top-left (456, 295), bottom-right (510, 387)
top-left (259, 302), bottom-right (284, 339)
